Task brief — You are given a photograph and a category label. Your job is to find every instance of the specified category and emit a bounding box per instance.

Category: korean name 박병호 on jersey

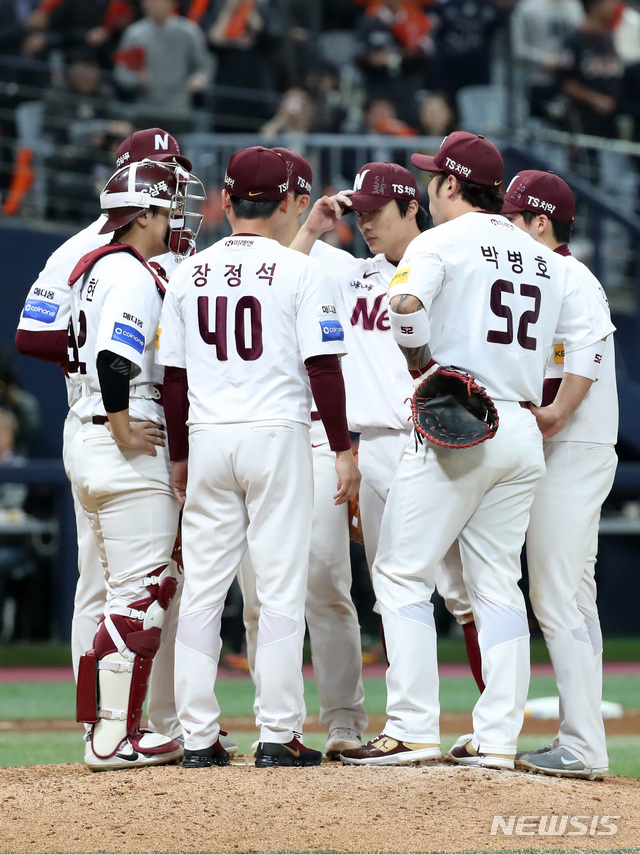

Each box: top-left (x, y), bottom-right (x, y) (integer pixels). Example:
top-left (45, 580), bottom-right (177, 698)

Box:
top-left (388, 212), bottom-right (615, 406)
top-left (158, 234), bottom-right (347, 426)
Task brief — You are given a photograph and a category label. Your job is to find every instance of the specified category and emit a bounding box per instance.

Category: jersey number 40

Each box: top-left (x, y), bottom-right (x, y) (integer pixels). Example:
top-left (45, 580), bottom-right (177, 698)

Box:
top-left (198, 295), bottom-right (263, 361)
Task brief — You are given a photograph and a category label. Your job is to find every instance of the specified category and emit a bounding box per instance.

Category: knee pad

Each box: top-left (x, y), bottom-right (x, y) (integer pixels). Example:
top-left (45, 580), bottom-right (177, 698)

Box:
top-left (76, 565), bottom-right (178, 757)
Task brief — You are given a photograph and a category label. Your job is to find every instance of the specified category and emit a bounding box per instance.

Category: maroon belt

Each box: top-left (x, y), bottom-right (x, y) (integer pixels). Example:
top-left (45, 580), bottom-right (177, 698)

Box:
top-left (311, 411), bottom-right (321, 421)
top-left (92, 415), bottom-right (109, 425)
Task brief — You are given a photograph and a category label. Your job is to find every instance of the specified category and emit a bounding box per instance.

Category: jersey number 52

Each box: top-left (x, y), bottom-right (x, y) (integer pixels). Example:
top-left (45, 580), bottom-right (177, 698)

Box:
top-left (487, 279), bottom-right (541, 351)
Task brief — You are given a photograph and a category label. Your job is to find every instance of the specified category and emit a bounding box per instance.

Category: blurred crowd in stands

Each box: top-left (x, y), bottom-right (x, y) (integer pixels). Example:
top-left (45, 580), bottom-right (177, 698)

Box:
top-left (1, 0), bottom-right (640, 225)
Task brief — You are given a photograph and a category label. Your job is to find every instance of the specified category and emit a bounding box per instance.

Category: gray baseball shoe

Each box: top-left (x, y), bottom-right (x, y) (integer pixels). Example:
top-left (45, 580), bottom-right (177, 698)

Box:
top-left (325, 727), bottom-right (361, 760)
top-left (518, 746), bottom-right (608, 780)
top-left (515, 743), bottom-right (553, 762)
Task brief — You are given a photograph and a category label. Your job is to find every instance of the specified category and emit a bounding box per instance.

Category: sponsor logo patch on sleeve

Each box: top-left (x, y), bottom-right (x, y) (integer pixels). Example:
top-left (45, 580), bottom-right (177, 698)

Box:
top-left (112, 322), bottom-right (145, 354)
top-left (319, 320), bottom-right (344, 342)
top-left (554, 344), bottom-right (565, 364)
top-left (316, 303), bottom-right (338, 317)
top-left (22, 299), bottom-right (60, 324)
top-left (389, 267), bottom-right (410, 289)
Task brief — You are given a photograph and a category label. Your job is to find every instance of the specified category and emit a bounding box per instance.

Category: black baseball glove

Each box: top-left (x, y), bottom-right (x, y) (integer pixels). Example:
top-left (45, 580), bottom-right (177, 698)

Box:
top-left (412, 366), bottom-right (499, 449)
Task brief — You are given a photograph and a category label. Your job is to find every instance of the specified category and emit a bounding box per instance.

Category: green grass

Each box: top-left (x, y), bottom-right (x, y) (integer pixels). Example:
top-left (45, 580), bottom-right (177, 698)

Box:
top-left (2, 673), bottom-right (637, 721)
top-left (2, 670), bottom-right (638, 722)
top-left (3, 636), bottom-right (640, 669)
top-left (1, 674), bottom-right (638, 774)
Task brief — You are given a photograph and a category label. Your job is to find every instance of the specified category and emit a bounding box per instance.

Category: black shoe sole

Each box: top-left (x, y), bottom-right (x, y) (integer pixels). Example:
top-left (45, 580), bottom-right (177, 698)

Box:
top-left (183, 747), bottom-right (230, 768)
top-left (256, 756), bottom-right (322, 768)
top-left (255, 754), bottom-right (322, 768)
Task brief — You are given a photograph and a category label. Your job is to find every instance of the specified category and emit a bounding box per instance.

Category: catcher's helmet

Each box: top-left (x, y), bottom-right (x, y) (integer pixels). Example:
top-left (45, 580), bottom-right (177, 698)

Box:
top-left (99, 159), bottom-right (205, 256)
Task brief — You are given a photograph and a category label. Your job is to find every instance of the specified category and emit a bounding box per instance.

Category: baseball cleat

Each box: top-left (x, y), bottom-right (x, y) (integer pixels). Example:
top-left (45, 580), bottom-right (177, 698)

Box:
top-left (340, 732), bottom-right (441, 766)
top-left (325, 727), bottom-right (361, 760)
top-left (85, 730), bottom-right (183, 772)
top-left (448, 735), bottom-right (514, 770)
top-left (255, 736), bottom-right (322, 767)
top-left (517, 746), bottom-right (607, 780)
top-left (515, 743), bottom-right (554, 763)
top-left (182, 739), bottom-right (231, 769)
top-left (218, 729), bottom-right (238, 756)
top-left (179, 729), bottom-right (237, 757)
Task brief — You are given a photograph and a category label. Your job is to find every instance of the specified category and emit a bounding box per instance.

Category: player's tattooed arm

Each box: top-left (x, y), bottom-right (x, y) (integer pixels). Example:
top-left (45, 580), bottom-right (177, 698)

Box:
top-left (399, 341), bottom-right (433, 372)
top-left (389, 293), bottom-right (433, 372)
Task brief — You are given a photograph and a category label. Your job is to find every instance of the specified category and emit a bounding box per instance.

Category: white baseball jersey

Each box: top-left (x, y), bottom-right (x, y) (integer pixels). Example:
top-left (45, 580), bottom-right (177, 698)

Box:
top-left (314, 244), bottom-right (414, 433)
top-left (17, 215), bottom-right (183, 407)
top-left (68, 252), bottom-right (166, 424)
top-left (545, 254), bottom-right (618, 445)
top-left (19, 215), bottom-right (185, 741)
top-left (158, 234), bottom-right (347, 424)
top-left (389, 213), bottom-right (615, 405)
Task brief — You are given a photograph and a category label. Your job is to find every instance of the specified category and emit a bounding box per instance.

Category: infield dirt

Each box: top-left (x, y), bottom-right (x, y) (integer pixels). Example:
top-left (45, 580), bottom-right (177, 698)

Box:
top-left (1, 759), bottom-right (639, 852)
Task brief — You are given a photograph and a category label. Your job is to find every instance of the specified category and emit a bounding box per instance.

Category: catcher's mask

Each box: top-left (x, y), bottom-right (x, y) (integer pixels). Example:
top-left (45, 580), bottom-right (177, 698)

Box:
top-left (99, 159), bottom-right (206, 257)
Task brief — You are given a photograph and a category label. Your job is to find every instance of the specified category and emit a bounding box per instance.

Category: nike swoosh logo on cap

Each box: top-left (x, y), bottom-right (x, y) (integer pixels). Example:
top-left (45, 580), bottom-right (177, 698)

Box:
top-left (249, 191), bottom-right (263, 197)
top-left (362, 271), bottom-right (380, 278)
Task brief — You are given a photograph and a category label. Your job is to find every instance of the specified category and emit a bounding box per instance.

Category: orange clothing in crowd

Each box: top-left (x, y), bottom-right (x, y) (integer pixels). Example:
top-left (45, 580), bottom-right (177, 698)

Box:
top-left (359, 1), bottom-right (434, 54)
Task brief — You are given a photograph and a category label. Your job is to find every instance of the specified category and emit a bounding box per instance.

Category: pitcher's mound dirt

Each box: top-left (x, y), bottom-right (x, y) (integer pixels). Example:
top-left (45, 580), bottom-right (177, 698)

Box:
top-left (1, 758), bottom-right (639, 852)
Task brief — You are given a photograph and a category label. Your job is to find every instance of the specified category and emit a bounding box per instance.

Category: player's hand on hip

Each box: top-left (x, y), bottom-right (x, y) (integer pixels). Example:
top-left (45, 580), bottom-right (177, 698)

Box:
top-left (109, 420), bottom-right (166, 456)
top-left (333, 448), bottom-right (361, 505)
top-left (171, 459), bottom-right (188, 505)
top-left (527, 402), bottom-right (567, 440)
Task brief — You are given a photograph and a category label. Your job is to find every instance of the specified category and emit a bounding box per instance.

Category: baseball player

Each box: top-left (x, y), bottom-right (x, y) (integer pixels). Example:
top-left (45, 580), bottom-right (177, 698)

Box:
top-left (293, 162), bottom-right (485, 693)
top-left (158, 146), bottom-right (360, 769)
top-left (340, 131), bottom-right (614, 768)
top-left (14, 129), bottom-right (236, 754)
top-left (66, 158), bottom-right (204, 770)
top-left (236, 148), bottom-right (367, 760)
top-left (502, 170), bottom-right (617, 780)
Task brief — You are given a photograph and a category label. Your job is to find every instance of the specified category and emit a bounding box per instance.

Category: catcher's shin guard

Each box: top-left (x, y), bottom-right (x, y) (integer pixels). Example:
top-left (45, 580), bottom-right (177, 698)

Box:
top-left (77, 565), bottom-right (177, 758)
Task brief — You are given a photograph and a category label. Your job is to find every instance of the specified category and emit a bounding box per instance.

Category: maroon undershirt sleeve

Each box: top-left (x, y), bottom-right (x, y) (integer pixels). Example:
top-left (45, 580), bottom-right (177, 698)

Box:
top-left (541, 377), bottom-right (562, 407)
top-left (163, 366), bottom-right (189, 462)
top-left (305, 354), bottom-right (351, 452)
top-left (15, 328), bottom-right (68, 367)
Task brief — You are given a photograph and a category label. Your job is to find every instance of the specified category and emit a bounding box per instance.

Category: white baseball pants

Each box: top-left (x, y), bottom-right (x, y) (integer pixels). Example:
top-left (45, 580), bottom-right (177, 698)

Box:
top-left (239, 419), bottom-right (367, 736)
top-left (527, 440), bottom-right (617, 769)
top-left (176, 420), bottom-right (313, 749)
top-left (357, 426), bottom-right (473, 624)
top-left (372, 402), bottom-right (545, 754)
top-left (64, 419), bottom-right (180, 734)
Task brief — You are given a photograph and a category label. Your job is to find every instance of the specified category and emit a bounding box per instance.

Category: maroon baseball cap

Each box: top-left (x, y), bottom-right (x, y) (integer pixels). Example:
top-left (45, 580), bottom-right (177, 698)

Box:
top-left (411, 131), bottom-right (504, 188)
top-left (224, 146), bottom-right (289, 202)
top-left (348, 162), bottom-right (419, 212)
top-left (271, 147), bottom-right (313, 195)
top-left (115, 127), bottom-right (192, 171)
top-left (501, 170), bottom-right (576, 223)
